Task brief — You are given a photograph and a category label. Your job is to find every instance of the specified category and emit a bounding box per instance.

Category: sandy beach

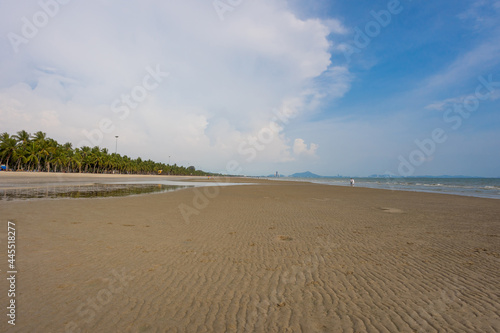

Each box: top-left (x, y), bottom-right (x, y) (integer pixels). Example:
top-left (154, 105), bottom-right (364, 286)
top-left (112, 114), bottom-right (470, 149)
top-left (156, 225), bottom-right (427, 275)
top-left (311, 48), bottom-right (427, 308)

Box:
top-left (0, 173), bottom-right (499, 332)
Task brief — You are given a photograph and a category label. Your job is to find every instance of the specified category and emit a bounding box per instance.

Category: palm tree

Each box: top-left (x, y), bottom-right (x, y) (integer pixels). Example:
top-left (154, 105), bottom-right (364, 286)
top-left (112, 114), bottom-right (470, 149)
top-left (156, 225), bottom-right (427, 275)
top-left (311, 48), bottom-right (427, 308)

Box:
top-left (36, 139), bottom-right (55, 172)
top-left (108, 153), bottom-right (120, 173)
top-left (23, 142), bottom-right (40, 171)
top-left (0, 135), bottom-right (18, 170)
top-left (0, 133), bottom-right (6, 165)
top-left (13, 144), bottom-right (27, 171)
top-left (100, 148), bottom-right (111, 173)
top-left (90, 146), bottom-right (102, 173)
top-left (71, 149), bottom-right (83, 173)
top-left (50, 145), bottom-right (67, 172)
top-left (1, 130), bottom-right (212, 176)
top-left (122, 155), bottom-right (132, 174)
top-left (61, 142), bottom-right (73, 172)
top-left (82, 146), bottom-right (93, 172)
top-left (14, 130), bottom-right (31, 145)
top-left (31, 131), bottom-right (47, 142)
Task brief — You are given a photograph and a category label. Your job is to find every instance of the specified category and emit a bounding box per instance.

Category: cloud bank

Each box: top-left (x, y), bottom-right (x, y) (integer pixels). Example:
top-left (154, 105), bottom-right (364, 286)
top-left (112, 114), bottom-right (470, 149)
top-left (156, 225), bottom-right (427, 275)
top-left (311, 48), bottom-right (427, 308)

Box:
top-left (0, 0), bottom-right (350, 174)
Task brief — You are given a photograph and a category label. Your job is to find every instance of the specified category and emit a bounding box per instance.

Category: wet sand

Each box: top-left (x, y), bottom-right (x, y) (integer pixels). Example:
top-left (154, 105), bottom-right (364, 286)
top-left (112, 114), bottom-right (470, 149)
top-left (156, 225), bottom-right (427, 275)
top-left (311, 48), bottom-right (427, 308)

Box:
top-left (0, 173), bottom-right (499, 332)
top-left (0, 172), bottom-right (213, 189)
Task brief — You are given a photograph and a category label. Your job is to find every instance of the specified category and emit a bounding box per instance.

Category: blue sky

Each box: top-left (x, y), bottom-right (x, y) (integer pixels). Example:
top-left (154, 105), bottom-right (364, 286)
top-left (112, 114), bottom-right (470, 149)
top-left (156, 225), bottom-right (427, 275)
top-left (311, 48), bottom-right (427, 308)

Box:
top-left (1, 0), bottom-right (499, 176)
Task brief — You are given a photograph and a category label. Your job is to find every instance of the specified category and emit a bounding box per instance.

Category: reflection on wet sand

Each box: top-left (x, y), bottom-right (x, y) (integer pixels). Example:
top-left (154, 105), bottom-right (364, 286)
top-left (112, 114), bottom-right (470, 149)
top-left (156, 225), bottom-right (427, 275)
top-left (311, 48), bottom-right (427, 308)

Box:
top-left (0, 183), bottom-right (190, 201)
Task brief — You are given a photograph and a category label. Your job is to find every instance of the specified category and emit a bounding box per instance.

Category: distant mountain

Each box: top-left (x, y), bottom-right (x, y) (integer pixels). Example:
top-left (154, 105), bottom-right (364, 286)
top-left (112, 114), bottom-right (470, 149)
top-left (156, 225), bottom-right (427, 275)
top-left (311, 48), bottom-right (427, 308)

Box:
top-left (289, 171), bottom-right (323, 178)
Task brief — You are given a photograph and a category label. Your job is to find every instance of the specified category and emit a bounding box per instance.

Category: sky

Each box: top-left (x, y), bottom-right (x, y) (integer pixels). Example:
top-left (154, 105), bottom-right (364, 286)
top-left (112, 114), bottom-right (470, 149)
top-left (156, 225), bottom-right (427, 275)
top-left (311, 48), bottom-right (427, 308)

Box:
top-left (1, 0), bottom-right (499, 177)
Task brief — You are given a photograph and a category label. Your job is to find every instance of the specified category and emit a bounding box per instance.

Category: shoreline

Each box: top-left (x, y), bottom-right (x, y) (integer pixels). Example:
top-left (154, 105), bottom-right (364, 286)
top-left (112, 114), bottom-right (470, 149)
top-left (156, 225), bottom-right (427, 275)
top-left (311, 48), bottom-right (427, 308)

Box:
top-left (267, 176), bottom-right (500, 200)
top-left (2, 171), bottom-right (500, 201)
top-left (0, 171), bottom-right (229, 190)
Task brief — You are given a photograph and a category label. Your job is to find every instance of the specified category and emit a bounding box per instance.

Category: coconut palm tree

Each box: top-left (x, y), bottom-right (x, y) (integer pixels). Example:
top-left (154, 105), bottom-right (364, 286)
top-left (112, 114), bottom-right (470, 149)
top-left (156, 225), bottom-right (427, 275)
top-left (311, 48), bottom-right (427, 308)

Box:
top-left (31, 131), bottom-right (47, 142)
top-left (1, 130), bottom-right (213, 176)
top-left (23, 142), bottom-right (40, 171)
top-left (36, 139), bottom-right (55, 172)
top-left (79, 146), bottom-right (92, 172)
top-left (0, 132), bottom-right (10, 166)
top-left (100, 148), bottom-right (111, 173)
top-left (0, 134), bottom-right (17, 170)
top-left (14, 130), bottom-right (31, 145)
top-left (50, 145), bottom-right (67, 172)
top-left (63, 143), bottom-right (72, 172)
top-left (90, 146), bottom-right (102, 173)
top-left (13, 144), bottom-right (27, 171)
top-left (71, 148), bottom-right (83, 173)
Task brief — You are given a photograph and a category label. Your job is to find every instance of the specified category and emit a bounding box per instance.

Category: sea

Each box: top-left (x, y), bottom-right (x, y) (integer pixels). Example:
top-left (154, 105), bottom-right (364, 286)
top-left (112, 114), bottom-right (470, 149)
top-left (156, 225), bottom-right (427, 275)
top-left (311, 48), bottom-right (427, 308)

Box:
top-left (270, 177), bottom-right (500, 200)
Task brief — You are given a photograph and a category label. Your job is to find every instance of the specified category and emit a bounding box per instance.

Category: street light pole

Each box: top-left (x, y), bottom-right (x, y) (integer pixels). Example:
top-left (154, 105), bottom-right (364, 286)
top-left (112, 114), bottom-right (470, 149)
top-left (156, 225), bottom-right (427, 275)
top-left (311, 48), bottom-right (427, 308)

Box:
top-left (115, 136), bottom-right (119, 154)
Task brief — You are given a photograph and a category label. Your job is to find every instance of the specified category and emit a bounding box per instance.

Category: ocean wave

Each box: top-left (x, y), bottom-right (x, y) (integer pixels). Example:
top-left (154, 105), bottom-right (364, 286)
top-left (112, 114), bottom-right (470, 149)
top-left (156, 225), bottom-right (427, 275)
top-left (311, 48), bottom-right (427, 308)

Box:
top-left (280, 177), bottom-right (500, 199)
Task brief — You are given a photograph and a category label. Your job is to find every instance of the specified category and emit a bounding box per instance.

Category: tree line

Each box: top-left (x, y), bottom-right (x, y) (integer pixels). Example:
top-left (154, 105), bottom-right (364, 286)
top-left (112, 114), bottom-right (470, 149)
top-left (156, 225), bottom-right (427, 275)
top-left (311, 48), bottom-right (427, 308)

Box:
top-left (0, 130), bottom-right (211, 176)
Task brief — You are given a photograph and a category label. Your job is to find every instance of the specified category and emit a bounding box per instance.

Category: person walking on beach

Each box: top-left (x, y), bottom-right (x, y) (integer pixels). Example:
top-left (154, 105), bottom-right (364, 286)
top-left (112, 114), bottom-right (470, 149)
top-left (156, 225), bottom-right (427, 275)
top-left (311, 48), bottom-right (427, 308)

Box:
top-left (350, 178), bottom-right (355, 187)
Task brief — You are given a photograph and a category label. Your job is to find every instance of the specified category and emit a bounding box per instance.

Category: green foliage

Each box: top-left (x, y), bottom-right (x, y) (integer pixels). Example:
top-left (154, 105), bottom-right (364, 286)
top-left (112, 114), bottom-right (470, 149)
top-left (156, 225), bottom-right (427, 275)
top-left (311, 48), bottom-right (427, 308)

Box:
top-left (0, 130), bottom-right (212, 176)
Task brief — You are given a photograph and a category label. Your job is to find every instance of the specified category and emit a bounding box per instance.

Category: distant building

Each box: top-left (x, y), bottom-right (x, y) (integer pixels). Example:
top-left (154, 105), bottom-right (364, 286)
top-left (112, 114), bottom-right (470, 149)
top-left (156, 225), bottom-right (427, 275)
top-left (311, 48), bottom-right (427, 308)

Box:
top-left (275, 171), bottom-right (279, 177)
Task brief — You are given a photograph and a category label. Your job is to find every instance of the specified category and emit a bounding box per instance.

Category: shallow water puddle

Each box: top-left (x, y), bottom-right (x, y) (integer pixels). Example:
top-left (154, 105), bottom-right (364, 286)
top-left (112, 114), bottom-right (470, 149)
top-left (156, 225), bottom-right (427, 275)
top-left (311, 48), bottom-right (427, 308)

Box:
top-left (0, 183), bottom-right (191, 201)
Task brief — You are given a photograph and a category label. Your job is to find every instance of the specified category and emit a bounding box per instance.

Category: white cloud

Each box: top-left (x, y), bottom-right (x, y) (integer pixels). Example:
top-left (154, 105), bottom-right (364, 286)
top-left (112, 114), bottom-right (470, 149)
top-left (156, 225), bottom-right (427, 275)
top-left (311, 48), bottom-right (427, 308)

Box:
top-left (293, 138), bottom-right (318, 156)
top-left (422, 38), bottom-right (500, 94)
top-left (425, 97), bottom-right (464, 111)
top-left (0, 0), bottom-right (351, 173)
top-left (324, 19), bottom-right (348, 35)
top-left (425, 84), bottom-right (500, 111)
top-left (457, 0), bottom-right (500, 30)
